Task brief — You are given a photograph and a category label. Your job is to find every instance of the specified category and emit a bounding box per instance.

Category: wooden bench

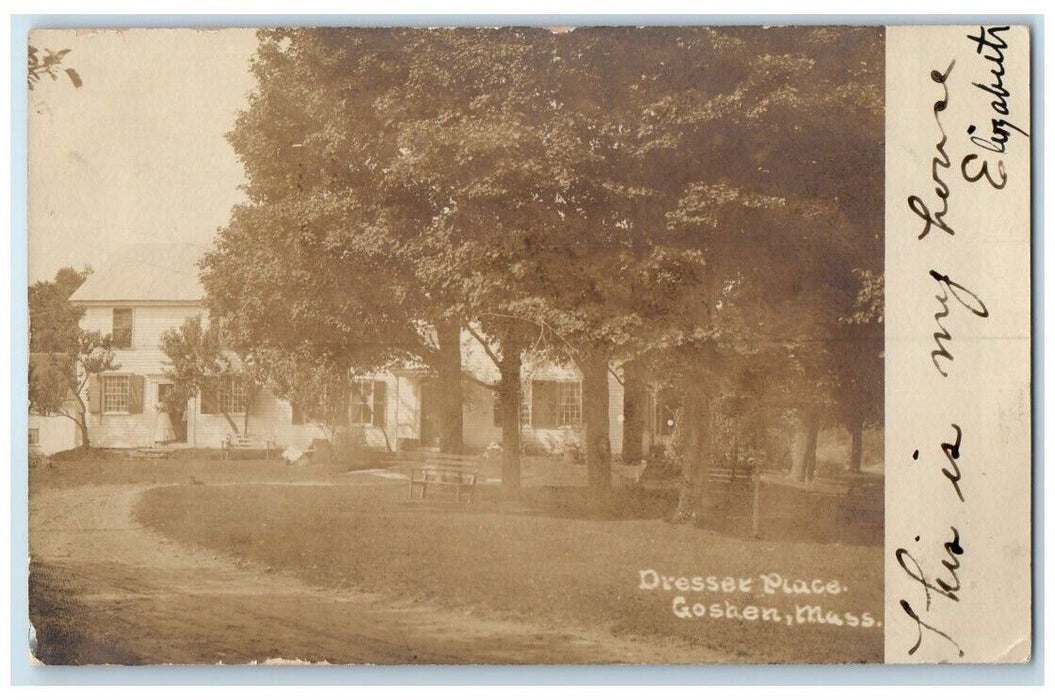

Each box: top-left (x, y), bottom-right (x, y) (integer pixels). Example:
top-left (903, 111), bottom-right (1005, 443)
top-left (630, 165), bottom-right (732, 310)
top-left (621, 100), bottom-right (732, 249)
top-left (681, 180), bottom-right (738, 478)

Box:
top-left (382, 450), bottom-right (482, 504)
top-left (758, 470), bottom-right (883, 530)
top-left (815, 473), bottom-right (884, 523)
top-left (708, 466), bottom-right (755, 497)
top-left (222, 434), bottom-right (277, 461)
top-left (408, 467), bottom-right (478, 503)
top-left (709, 465), bottom-right (765, 536)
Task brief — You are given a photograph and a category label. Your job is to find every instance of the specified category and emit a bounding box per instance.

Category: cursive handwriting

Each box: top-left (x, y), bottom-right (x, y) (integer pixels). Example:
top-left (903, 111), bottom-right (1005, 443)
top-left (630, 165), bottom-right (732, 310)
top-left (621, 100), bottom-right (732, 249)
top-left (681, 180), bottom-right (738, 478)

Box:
top-left (965, 26), bottom-right (1029, 155)
top-left (928, 270), bottom-right (990, 377)
top-left (907, 61), bottom-right (957, 240)
top-left (940, 423), bottom-right (966, 503)
top-left (897, 527), bottom-right (966, 658)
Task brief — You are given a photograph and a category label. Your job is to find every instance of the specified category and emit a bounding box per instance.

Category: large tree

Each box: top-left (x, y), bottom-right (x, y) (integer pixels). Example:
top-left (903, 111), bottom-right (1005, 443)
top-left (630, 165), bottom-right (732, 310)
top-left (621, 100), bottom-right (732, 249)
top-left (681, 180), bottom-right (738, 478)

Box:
top-left (203, 27), bottom-right (883, 510)
top-left (610, 26), bottom-right (884, 518)
top-left (28, 266), bottom-right (110, 451)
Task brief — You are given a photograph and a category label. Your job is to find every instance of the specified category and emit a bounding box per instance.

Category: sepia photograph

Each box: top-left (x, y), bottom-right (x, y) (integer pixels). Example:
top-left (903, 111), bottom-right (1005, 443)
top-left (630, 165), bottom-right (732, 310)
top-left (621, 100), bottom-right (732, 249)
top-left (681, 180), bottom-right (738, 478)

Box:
top-left (25, 25), bottom-right (887, 665)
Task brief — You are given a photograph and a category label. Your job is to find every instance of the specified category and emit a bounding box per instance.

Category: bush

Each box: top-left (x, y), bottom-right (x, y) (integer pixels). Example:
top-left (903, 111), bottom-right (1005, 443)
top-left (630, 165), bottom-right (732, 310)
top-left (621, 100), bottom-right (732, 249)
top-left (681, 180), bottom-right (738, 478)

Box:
top-left (28, 451), bottom-right (51, 470)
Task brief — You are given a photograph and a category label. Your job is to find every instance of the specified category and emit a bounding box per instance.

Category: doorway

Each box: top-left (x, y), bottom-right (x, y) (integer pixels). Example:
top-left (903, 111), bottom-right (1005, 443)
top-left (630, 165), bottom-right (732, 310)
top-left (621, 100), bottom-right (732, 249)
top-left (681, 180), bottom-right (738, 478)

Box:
top-left (157, 382), bottom-right (188, 442)
top-left (418, 381), bottom-right (441, 448)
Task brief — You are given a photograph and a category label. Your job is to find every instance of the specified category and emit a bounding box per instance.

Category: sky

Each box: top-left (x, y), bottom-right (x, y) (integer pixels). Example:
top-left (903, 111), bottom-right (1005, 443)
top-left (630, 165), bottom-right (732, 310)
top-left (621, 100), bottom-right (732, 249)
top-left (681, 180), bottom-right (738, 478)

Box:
top-left (27, 28), bottom-right (259, 283)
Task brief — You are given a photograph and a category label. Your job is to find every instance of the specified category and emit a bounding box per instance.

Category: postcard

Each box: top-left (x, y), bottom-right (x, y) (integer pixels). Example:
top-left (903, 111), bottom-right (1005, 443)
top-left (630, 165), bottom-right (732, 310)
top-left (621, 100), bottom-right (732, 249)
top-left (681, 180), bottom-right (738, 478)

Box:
top-left (24, 23), bottom-right (1032, 666)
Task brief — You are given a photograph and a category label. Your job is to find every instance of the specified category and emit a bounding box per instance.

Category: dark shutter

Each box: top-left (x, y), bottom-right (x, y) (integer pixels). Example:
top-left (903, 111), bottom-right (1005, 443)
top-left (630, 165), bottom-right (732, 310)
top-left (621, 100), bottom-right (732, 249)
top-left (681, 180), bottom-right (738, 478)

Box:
top-left (531, 381), bottom-right (557, 428)
top-left (88, 375), bottom-right (102, 414)
top-left (128, 375), bottom-right (145, 414)
top-left (200, 385), bottom-right (217, 415)
top-left (493, 395), bottom-right (503, 427)
top-left (372, 381), bottom-right (387, 428)
top-left (291, 401), bottom-right (304, 425)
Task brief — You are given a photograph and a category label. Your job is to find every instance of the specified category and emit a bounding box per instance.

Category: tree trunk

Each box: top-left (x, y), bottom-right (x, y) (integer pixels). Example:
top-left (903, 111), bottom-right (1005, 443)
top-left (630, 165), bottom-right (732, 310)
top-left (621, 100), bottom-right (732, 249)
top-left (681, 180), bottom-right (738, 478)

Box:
top-left (435, 321), bottom-right (464, 454)
top-left (621, 359), bottom-right (646, 465)
top-left (242, 391), bottom-right (251, 435)
top-left (221, 410), bottom-right (240, 436)
top-left (849, 414), bottom-right (864, 473)
top-left (497, 345), bottom-right (523, 498)
top-left (326, 426), bottom-right (339, 462)
top-left (580, 353), bottom-right (611, 493)
top-left (77, 409), bottom-right (90, 451)
top-left (673, 390), bottom-right (712, 523)
top-left (791, 407), bottom-right (821, 482)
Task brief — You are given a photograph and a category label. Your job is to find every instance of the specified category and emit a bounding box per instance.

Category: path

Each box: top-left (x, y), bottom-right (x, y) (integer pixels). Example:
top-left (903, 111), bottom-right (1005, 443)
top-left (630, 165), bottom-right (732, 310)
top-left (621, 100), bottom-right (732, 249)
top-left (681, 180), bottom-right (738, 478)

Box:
top-left (29, 480), bottom-right (709, 665)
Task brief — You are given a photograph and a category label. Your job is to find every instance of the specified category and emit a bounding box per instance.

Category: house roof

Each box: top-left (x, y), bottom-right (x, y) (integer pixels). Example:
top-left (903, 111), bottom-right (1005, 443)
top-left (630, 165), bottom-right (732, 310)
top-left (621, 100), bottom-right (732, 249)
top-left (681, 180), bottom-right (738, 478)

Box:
top-left (68, 243), bottom-right (207, 304)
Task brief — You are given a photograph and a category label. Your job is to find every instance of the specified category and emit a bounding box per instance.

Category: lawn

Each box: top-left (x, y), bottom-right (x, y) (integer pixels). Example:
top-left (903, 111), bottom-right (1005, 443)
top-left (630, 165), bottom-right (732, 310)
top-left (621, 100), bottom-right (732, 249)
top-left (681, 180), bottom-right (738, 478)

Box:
top-left (134, 472), bottom-right (884, 663)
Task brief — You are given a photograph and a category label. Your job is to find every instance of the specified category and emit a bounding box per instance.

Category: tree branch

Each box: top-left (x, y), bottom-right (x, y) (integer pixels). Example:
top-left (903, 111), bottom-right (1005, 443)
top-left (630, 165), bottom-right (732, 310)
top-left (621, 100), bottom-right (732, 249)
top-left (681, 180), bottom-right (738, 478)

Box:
top-left (463, 371), bottom-right (500, 392)
top-left (466, 325), bottom-right (502, 370)
top-left (56, 406), bottom-right (84, 428)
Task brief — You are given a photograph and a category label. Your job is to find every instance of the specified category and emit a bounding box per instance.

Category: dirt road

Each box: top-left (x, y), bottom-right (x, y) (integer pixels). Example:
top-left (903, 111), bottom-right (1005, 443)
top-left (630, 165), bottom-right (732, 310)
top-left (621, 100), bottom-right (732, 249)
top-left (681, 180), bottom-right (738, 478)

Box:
top-left (29, 480), bottom-right (709, 665)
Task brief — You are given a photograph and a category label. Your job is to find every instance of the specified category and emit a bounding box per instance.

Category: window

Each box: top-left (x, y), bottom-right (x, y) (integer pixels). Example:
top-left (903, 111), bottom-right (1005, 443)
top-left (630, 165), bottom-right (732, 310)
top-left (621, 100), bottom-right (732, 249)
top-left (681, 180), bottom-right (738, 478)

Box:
top-left (28, 428), bottom-right (39, 446)
top-left (557, 382), bottom-right (582, 426)
top-left (112, 308), bottom-right (133, 349)
top-left (217, 376), bottom-right (247, 414)
top-left (103, 374), bottom-right (130, 413)
top-left (350, 379), bottom-right (387, 427)
top-left (530, 380), bottom-right (581, 428)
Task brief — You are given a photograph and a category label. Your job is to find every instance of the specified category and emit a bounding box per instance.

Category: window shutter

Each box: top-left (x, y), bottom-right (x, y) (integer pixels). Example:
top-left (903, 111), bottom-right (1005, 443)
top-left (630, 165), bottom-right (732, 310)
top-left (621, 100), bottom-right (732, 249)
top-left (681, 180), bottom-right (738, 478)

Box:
top-left (88, 375), bottom-right (102, 414)
top-left (532, 381), bottom-right (557, 428)
top-left (128, 375), bottom-right (145, 414)
top-left (372, 381), bottom-right (387, 428)
top-left (200, 385), bottom-right (217, 415)
top-left (291, 401), bottom-right (304, 425)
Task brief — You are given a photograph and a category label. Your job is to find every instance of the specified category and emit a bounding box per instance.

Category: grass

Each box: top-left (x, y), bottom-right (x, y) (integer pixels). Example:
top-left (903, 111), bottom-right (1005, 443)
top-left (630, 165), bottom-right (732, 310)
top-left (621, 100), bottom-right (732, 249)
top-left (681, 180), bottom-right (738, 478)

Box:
top-left (28, 453), bottom-right (351, 496)
top-left (134, 475), bottom-right (883, 663)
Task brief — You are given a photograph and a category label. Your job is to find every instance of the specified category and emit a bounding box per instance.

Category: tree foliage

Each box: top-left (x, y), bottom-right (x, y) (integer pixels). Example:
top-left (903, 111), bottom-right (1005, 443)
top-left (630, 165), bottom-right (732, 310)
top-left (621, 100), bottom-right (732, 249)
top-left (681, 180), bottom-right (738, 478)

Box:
top-left (28, 45), bottom-right (82, 90)
top-left (29, 266), bottom-right (91, 353)
top-left (204, 27), bottom-right (884, 510)
top-left (251, 345), bottom-right (357, 457)
top-left (29, 331), bottom-right (118, 451)
top-left (159, 316), bottom-right (255, 436)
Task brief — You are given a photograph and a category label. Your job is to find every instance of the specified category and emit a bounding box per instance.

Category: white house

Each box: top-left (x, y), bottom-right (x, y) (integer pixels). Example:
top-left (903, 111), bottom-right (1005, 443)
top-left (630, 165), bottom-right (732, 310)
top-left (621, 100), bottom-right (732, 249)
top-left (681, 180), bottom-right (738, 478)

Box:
top-left (68, 244), bottom-right (321, 450)
top-left (350, 334), bottom-right (674, 458)
top-left (69, 244), bottom-right (675, 456)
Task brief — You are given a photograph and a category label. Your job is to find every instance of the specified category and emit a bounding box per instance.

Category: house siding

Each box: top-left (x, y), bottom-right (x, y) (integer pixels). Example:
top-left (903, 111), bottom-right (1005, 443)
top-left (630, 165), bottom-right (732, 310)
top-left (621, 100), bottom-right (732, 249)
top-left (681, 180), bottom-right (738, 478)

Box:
top-left (81, 304), bottom-right (204, 375)
top-left (77, 302), bottom-right (317, 449)
top-left (29, 411), bottom-right (80, 456)
top-left (188, 389), bottom-right (324, 450)
top-left (461, 359), bottom-right (628, 457)
top-left (79, 303), bottom-right (198, 448)
top-left (74, 304), bottom-right (639, 455)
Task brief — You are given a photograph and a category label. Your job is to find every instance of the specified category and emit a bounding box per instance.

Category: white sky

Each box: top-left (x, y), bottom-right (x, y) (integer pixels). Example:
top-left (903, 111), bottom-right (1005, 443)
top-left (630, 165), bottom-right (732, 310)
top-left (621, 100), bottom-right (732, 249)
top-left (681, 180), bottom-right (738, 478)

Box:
top-left (27, 28), bottom-right (259, 283)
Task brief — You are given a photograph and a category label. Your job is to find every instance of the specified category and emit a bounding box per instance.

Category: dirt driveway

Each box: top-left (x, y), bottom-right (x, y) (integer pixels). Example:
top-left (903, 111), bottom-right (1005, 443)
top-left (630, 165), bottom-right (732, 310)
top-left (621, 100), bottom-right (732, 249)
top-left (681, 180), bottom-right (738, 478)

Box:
top-left (29, 478), bottom-right (708, 665)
